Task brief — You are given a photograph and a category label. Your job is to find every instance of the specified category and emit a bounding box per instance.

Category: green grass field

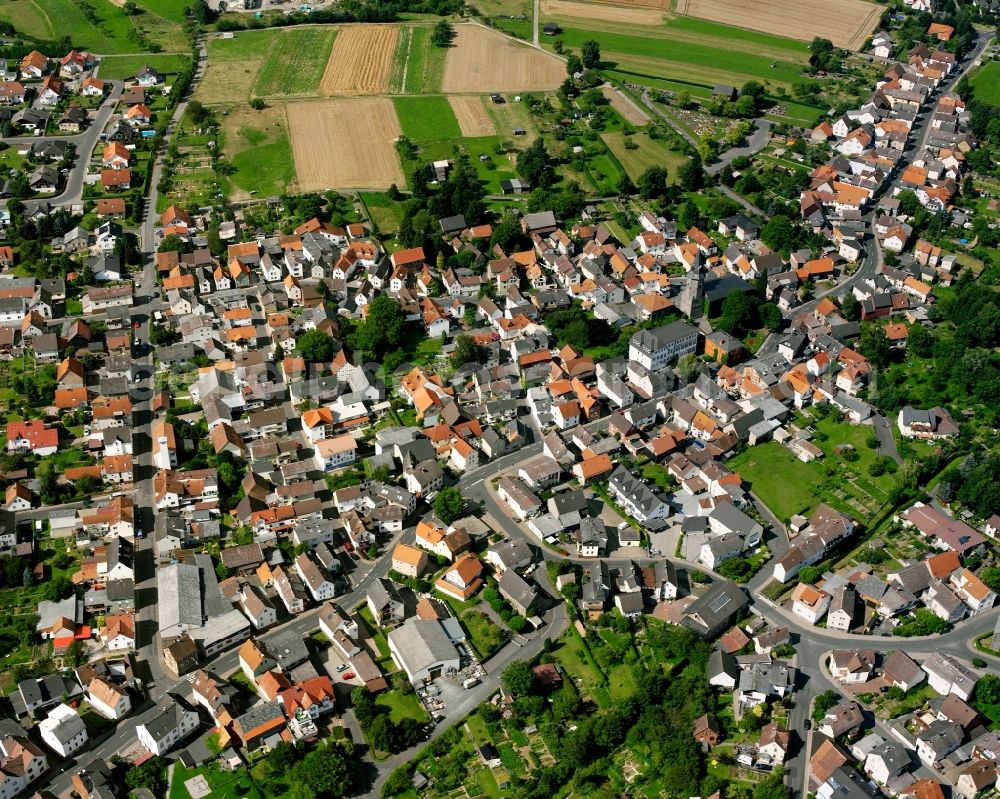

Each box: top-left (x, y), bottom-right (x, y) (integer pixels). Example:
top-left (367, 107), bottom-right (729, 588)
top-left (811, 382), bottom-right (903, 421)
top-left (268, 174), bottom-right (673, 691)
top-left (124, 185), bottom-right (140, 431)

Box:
top-left (394, 96), bottom-right (462, 140)
top-left (0, 0), bottom-right (187, 53)
top-left (222, 105), bottom-right (296, 198)
top-left (971, 60), bottom-right (1000, 107)
top-left (252, 26), bottom-right (336, 97)
top-left (134, 0), bottom-right (191, 24)
top-left (360, 191), bottom-right (406, 234)
top-left (401, 135), bottom-right (517, 193)
top-left (98, 53), bottom-right (192, 81)
top-left (728, 442), bottom-right (824, 521)
top-left (391, 25), bottom-right (446, 94)
top-left (553, 25), bottom-right (806, 90)
top-left (376, 690), bottom-right (429, 723)
top-left (601, 131), bottom-right (688, 183)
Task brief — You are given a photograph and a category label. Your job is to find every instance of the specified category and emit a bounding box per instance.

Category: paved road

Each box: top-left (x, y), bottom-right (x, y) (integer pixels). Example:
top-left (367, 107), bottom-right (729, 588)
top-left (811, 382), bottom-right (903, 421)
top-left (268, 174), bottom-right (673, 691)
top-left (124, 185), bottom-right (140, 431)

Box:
top-left (872, 413), bottom-right (902, 465)
top-left (786, 28), bottom-right (993, 322)
top-left (706, 118), bottom-right (772, 175)
top-left (1, 81), bottom-right (124, 211)
top-left (719, 184), bottom-right (771, 220)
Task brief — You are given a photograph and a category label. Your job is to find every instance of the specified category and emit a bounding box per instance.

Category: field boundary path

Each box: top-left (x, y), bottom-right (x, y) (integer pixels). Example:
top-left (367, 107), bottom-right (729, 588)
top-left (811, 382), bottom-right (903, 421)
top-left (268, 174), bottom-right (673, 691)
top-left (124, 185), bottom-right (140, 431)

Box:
top-left (532, 0), bottom-right (540, 45)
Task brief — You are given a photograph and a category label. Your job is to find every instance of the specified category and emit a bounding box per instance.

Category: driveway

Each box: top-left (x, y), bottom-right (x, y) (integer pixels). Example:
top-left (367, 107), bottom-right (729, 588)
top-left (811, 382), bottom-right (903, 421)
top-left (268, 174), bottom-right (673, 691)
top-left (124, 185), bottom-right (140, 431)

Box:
top-left (872, 414), bottom-right (902, 465)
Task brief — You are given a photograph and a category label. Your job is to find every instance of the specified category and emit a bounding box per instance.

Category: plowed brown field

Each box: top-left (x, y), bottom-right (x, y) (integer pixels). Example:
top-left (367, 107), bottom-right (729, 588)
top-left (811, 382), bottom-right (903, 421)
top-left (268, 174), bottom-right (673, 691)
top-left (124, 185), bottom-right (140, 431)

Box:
top-left (287, 98), bottom-right (404, 190)
top-left (441, 25), bottom-right (565, 93)
top-left (320, 25), bottom-right (399, 94)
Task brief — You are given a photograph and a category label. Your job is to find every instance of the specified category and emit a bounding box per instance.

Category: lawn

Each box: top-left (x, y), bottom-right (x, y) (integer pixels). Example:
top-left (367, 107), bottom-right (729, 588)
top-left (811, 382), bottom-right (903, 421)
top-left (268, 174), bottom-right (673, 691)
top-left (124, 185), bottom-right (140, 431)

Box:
top-left (728, 441), bottom-right (822, 521)
top-left (97, 53), bottom-right (192, 81)
top-left (601, 131), bottom-right (689, 183)
top-left (169, 763), bottom-right (256, 799)
top-left (459, 610), bottom-right (508, 659)
top-left (198, 28), bottom-right (282, 104)
top-left (393, 96), bottom-right (462, 141)
top-left (252, 27), bottom-right (336, 97)
top-left (357, 605), bottom-right (392, 663)
top-left (971, 60), bottom-right (1000, 107)
top-left (376, 689), bottom-right (429, 723)
top-left (606, 663), bottom-right (639, 701)
top-left (400, 136), bottom-right (517, 194)
top-left (360, 191), bottom-right (406, 234)
top-left (551, 627), bottom-right (610, 707)
top-left (0, 0), bottom-right (187, 52)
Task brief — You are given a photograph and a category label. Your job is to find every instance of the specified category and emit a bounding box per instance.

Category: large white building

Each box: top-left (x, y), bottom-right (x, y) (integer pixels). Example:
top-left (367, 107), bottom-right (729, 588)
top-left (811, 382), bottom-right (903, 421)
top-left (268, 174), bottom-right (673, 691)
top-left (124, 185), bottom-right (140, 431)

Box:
top-left (628, 320), bottom-right (699, 371)
top-left (387, 619), bottom-right (461, 683)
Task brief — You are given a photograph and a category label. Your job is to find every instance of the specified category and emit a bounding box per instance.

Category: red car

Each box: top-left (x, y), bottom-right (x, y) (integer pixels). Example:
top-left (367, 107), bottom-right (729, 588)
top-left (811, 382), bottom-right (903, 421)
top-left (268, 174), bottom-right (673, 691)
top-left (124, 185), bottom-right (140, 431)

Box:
top-left (133, 321), bottom-right (140, 329)
top-left (342, 673), bottom-right (355, 680)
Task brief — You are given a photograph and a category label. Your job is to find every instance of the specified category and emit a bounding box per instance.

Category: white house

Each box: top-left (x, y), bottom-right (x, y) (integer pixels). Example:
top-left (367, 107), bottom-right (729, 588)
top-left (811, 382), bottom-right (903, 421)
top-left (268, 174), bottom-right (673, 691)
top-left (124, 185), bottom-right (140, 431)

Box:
top-left (136, 697), bottom-right (200, 755)
top-left (87, 677), bottom-right (132, 720)
top-left (39, 704), bottom-right (88, 758)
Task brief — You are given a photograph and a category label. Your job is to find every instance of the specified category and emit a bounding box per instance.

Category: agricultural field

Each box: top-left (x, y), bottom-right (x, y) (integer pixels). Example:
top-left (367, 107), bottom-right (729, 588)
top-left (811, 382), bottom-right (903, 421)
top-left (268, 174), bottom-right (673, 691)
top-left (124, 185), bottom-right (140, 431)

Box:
top-left (476, 0), bottom-right (533, 38)
top-left (320, 24), bottom-right (399, 95)
top-left (544, 15), bottom-right (811, 92)
top-left (450, 96), bottom-right (496, 137)
top-left (390, 25), bottom-right (447, 94)
top-left (541, 0), bottom-right (664, 26)
top-left (287, 98), bottom-right (405, 190)
top-left (441, 25), bottom-right (566, 93)
top-left (678, 0), bottom-right (881, 50)
top-left (197, 29), bottom-right (280, 104)
top-left (971, 60), bottom-right (1000, 108)
top-left (97, 53), bottom-right (191, 81)
top-left (0, 0), bottom-right (188, 52)
top-left (601, 131), bottom-right (688, 182)
top-left (221, 104), bottom-right (296, 200)
top-left (601, 86), bottom-right (650, 125)
top-left (252, 26), bottom-right (336, 98)
top-left (394, 96), bottom-right (462, 141)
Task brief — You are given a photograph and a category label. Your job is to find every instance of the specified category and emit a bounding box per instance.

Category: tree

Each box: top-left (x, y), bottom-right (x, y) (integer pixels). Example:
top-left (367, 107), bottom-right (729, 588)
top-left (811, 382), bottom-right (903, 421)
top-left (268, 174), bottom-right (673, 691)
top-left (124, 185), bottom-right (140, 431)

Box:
top-left (126, 756), bottom-right (167, 797)
top-left (760, 214), bottom-right (799, 253)
top-left (759, 302), bottom-right (781, 330)
top-left (896, 190), bottom-right (921, 217)
top-left (44, 576), bottom-right (73, 602)
top-left (798, 566), bottom-right (820, 585)
top-left (812, 690), bottom-right (840, 722)
top-left (976, 675), bottom-right (1000, 705)
top-left (452, 334), bottom-right (482, 367)
top-left (981, 566), bottom-right (1000, 593)
top-left (433, 486), bottom-right (464, 525)
top-left (291, 747), bottom-right (355, 799)
top-left (677, 153), bottom-right (704, 191)
top-left (516, 137), bottom-right (556, 189)
top-left (157, 234), bottom-right (185, 253)
top-left (718, 290), bottom-right (757, 337)
top-left (350, 295), bottom-right (405, 358)
top-left (187, 100), bottom-right (211, 126)
top-left (502, 660), bottom-right (535, 696)
top-left (637, 166), bottom-right (669, 200)
top-left (581, 39), bottom-right (601, 69)
top-left (295, 329), bottom-right (334, 363)
top-left (431, 20), bottom-right (454, 47)
top-left (249, 98), bottom-right (265, 110)
top-left (565, 54), bottom-right (583, 77)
